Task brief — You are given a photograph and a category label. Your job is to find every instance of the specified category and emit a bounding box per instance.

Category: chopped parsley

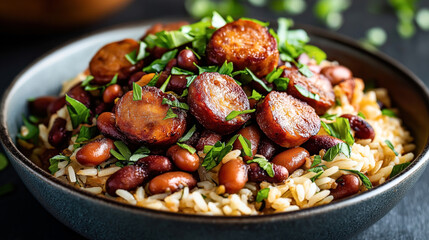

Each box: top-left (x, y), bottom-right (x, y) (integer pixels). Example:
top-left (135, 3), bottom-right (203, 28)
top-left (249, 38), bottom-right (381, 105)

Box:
top-left (178, 125), bottom-right (196, 142)
top-left (381, 109), bottom-right (397, 117)
top-left (323, 142), bottom-right (351, 161)
top-left (143, 49), bottom-right (178, 73)
top-left (256, 188), bottom-right (270, 202)
top-left (340, 169), bottom-right (373, 189)
top-left (248, 89), bottom-right (263, 101)
top-left (132, 82), bottom-right (142, 101)
top-left (385, 140), bottom-right (399, 156)
top-left (163, 108), bottom-right (178, 120)
top-left (177, 142), bottom-right (197, 154)
top-left (162, 98), bottom-right (189, 110)
top-left (75, 126), bottom-right (99, 143)
top-left (390, 162), bottom-right (411, 178)
top-left (247, 157), bottom-right (275, 178)
top-left (49, 155), bottom-right (70, 174)
top-left (110, 141), bottom-right (150, 166)
top-left (225, 109), bottom-right (256, 121)
top-left (65, 95), bottom-right (90, 129)
top-left (295, 85), bottom-right (320, 100)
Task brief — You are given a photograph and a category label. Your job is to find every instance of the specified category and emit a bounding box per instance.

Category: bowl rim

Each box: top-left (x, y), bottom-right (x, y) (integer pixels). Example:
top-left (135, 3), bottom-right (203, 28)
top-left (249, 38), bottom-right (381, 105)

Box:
top-left (1, 19), bottom-right (429, 224)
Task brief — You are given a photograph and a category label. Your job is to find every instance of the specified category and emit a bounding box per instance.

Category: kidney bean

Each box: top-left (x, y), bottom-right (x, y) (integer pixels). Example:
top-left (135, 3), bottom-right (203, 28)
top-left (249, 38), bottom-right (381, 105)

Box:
top-left (48, 96), bottom-right (66, 115)
top-left (340, 114), bottom-right (375, 141)
top-left (195, 130), bottom-right (222, 151)
top-left (76, 138), bottom-right (115, 166)
top-left (165, 58), bottom-right (177, 72)
top-left (67, 84), bottom-right (91, 108)
top-left (96, 112), bottom-right (126, 141)
top-left (247, 162), bottom-right (288, 183)
top-left (331, 174), bottom-right (360, 199)
top-left (102, 84), bottom-right (123, 104)
top-left (106, 155), bottom-right (172, 196)
top-left (48, 118), bottom-right (68, 148)
top-left (167, 145), bottom-right (200, 172)
top-left (257, 137), bottom-right (278, 160)
top-left (218, 159), bottom-right (248, 194)
top-left (320, 65), bottom-right (353, 85)
top-left (29, 96), bottom-right (56, 117)
top-left (233, 125), bottom-right (261, 161)
top-left (271, 147), bottom-right (309, 173)
top-left (166, 75), bottom-right (187, 94)
top-left (301, 135), bottom-right (344, 155)
top-left (177, 49), bottom-right (199, 72)
top-left (94, 101), bottom-right (112, 115)
top-left (148, 171), bottom-right (197, 194)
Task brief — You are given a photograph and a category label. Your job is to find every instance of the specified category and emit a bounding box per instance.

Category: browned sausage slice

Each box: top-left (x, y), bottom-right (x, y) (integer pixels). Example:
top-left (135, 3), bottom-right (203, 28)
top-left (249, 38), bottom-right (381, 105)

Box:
top-left (256, 91), bottom-right (320, 148)
top-left (284, 67), bottom-right (335, 115)
top-left (195, 130), bottom-right (222, 151)
top-left (206, 19), bottom-right (279, 78)
top-left (115, 86), bottom-right (187, 146)
top-left (89, 39), bottom-right (143, 85)
top-left (188, 72), bottom-right (251, 135)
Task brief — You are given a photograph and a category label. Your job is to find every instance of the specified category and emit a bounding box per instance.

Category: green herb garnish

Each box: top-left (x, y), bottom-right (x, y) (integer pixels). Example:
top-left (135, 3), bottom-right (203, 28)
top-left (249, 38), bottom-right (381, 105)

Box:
top-left (340, 169), bottom-right (373, 189)
top-left (238, 135), bottom-right (252, 157)
top-left (385, 140), bottom-right (399, 156)
top-left (49, 155), bottom-right (70, 174)
top-left (171, 67), bottom-right (195, 75)
top-left (321, 117), bottom-right (354, 146)
top-left (311, 155), bottom-right (322, 168)
top-left (75, 126), bottom-right (98, 143)
top-left (248, 89), bottom-right (262, 101)
top-left (17, 115), bottom-right (39, 142)
top-left (65, 95), bottom-right (90, 129)
top-left (132, 82), bottom-right (142, 101)
top-left (323, 142), bottom-right (351, 161)
top-left (381, 109), bottom-right (397, 117)
top-left (177, 142), bottom-right (197, 154)
top-left (247, 157), bottom-right (275, 178)
top-left (110, 141), bottom-right (150, 165)
top-left (162, 98), bottom-right (189, 110)
top-left (225, 109), bottom-right (255, 121)
top-left (244, 68), bottom-right (273, 92)
top-left (178, 125), bottom-right (196, 143)
top-left (256, 188), bottom-right (270, 202)
top-left (163, 108), bottom-right (178, 120)
top-left (295, 85), bottom-right (320, 100)
top-left (159, 75), bottom-right (171, 92)
top-left (143, 49), bottom-right (178, 73)
top-left (390, 162), bottom-right (411, 178)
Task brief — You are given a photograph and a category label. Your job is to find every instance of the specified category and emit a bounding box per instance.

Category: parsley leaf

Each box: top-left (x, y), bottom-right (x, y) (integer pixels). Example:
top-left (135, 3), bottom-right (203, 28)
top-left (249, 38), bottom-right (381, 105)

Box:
top-left (143, 49), bottom-right (178, 73)
top-left (241, 17), bottom-right (269, 27)
top-left (390, 162), bottom-right (411, 178)
top-left (146, 73), bottom-right (161, 87)
top-left (18, 115), bottom-right (39, 142)
top-left (381, 109), bottom-right (397, 117)
top-left (163, 108), bottom-right (178, 120)
top-left (385, 140), bottom-right (399, 156)
top-left (273, 77), bottom-right (289, 91)
top-left (162, 98), bottom-right (189, 110)
top-left (244, 68), bottom-right (273, 92)
top-left (159, 75), bottom-right (171, 92)
top-left (65, 95), bottom-right (90, 129)
top-left (238, 135), bottom-right (252, 157)
top-left (225, 109), bottom-right (256, 121)
top-left (310, 170), bottom-right (324, 182)
top-left (248, 89), bottom-right (262, 101)
top-left (320, 113), bottom-right (338, 120)
top-left (340, 169), bottom-right (373, 189)
top-left (75, 126), bottom-right (98, 143)
top-left (266, 68), bottom-right (284, 83)
top-left (49, 155), bottom-right (70, 174)
top-left (110, 141), bottom-right (150, 164)
top-left (218, 61), bottom-right (234, 75)
top-left (171, 67), bottom-right (194, 75)
top-left (321, 117), bottom-right (355, 146)
top-left (211, 11), bottom-right (227, 28)
top-left (256, 188), bottom-right (270, 202)
top-left (311, 155), bottom-right (322, 167)
top-left (295, 85), bottom-right (320, 100)
top-left (247, 157), bottom-right (275, 177)
top-left (186, 75), bottom-right (198, 87)
top-left (178, 125), bottom-right (196, 142)
top-left (358, 112), bottom-right (366, 119)
top-left (177, 142), bottom-right (197, 154)
top-left (323, 142), bottom-right (351, 161)
top-left (132, 82), bottom-right (142, 101)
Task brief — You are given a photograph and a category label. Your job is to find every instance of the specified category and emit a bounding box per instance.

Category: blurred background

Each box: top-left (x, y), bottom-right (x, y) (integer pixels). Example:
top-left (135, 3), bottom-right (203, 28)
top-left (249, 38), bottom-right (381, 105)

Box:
top-left (0, 0), bottom-right (428, 239)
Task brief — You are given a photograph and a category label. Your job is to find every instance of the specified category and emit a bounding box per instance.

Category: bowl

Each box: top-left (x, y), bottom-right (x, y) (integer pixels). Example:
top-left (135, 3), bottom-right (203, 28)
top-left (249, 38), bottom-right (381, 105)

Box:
top-left (1, 20), bottom-right (429, 240)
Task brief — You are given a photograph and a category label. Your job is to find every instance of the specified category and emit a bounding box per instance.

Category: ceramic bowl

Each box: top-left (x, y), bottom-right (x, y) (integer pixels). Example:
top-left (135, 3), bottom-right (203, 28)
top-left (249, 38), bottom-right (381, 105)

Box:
top-left (1, 21), bottom-right (428, 240)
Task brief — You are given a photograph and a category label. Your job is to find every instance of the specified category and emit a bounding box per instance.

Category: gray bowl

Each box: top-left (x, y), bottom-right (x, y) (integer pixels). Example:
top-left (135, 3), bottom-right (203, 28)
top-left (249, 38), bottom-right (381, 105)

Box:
top-left (1, 21), bottom-right (428, 240)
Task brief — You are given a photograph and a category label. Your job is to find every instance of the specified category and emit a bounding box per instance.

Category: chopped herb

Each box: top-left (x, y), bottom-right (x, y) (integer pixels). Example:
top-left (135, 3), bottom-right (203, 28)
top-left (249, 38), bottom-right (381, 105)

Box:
top-left (163, 108), bottom-right (178, 120)
top-left (303, 45), bottom-right (327, 64)
top-left (256, 188), bottom-right (270, 202)
top-left (295, 85), bottom-right (320, 100)
top-left (225, 109), bottom-right (256, 121)
top-left (308, 166), bottom-right (325, 173)
top-left (323, 142), bottom-right (351, 161)
top-left (266, 68), bottom-right (284, 83)
top-left (340, 169), bottom-right (373, 189)
top-left (49, 155), bottom-right (70, 174)
top-left (381, 109), bottom-right (397, 117)
top-left (310, 170), bottom-right (324, 182)
top-left (28, 115), bottom-right (39, 124)
top-left (129, 146), bottom-right (150, 162)
top-left (202, 141), bottom-right (227, 171)
top-left (75, 126), bottom-right (98, 143)
top-left (248, 89), bottom-right (262, 101)
top-left (171, 67), bottom-right (195, 75)
top-left (203, 145), bottom-right (213, 154)
top-left (81, 75), bottom-right (94, 87)
top-left (273, 77), bottom-right (289, 91)
top-left (240, 17), bottom-right (269, 27)
top-left (297, 63), bottom-right (314, 78)
top-left (194, 63), bottom-right (219, 74)
top-left (114, 141), bottom-right (132, 160)
top-left (143, 49), bottom-right (178, 73)
top-left (211, 11), bottom-right (227, 28)
top-left (311, 155), bottom-right (322, 168)
top-left (247, 157), bottom-right (275, 177)
top-left (65, 95), bottom-right (90, 129)
top-left (321, 117), bottom-right (354, 146)
top-left (390, 162), bottom-right (411, 178)
top-left (0, 153), bottom-right (8, 171)
top-left (146, 73), bottom-right (161, 87)
top-left (238, 135), bottom-right (252, 157)
top-left (358, 112), bottom-right (366, 119)
top-left (82, 74), bottom-right (118, 92)
top-left (0, 183), bottom-right (14, 196)
top-left (125, 50), bottom-right (138, 65)
top-left (385, 140), bottom-right (399, 156)
top-left (218, 61), bottom-right (234, 76)
top-left (177, 142), bottom-right (197, 154)
top-left (132, 82), bottom-right (142, 101)
top-left (335, 98), bottom-right (342, 106)
top-left (145, 30), bottom-right (193, 49)
top-left (320, 113), bottom-right (338, 120)
top-left (185, 46), bottom-right (201, 60)
top-left (186, 75), bottom-right (198, 87)
top-left (180, 89), bottom-right (189, 97)
top-left (162, 98), bottom-right (189, 110)
top-left (244, 68), bottom-right (273, 92)
top-left (178, 125), bottom-right (197, 142)
top-left (17, 115), bottom-right (39, 142)
top-left (159, 75), bottom-right (171, 92)
top-left (110, 141), bottom-right (149, 163)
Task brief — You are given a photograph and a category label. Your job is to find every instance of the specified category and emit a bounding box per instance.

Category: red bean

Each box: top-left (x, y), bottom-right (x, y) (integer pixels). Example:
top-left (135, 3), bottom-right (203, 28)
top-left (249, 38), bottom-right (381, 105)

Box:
top-left (48, 96), bottom-right (66, 115)
top-left (167, 145), bottom-right (200, 172)
top-left (257, 137), bottom-right (278, 160)
top-left (331, 174), bottom-right (360, 199)
top-left (218, 159), bottom-right (248, 194)
top-left (29, 96), bottom-right (56, 117)
top-left (177, 49), bottom-right (199, 72)
top-left (340, 114), bottom-right (375, 141)
top-left (48, 118), bottom-right (68, 148)
top-left (103, 84), bottom-right (123, 103)
top-left (76, 138), bottom-right (115, 166)
top-left (67, 84), bottom-right (91, 108)
top-left (247, 162), bottom-right (288, 183)
top-left (301, 135), bottom-right (344, 155)
top-left (148, 171), bottom-right (197, 194)
top-left (166, 75), bottom-right (187, 95)
top-left (271, 147), bottom-right (309, 173)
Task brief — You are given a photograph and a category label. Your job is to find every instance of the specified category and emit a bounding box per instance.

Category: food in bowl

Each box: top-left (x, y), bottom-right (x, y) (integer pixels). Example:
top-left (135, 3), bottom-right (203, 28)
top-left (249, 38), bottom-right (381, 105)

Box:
top-left (17, 13), bottom-right (415, 216)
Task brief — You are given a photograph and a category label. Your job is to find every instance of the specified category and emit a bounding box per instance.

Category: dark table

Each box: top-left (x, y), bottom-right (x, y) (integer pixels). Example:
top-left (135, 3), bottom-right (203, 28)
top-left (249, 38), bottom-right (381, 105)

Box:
top-left (1, 1), bottom-right (428, 239)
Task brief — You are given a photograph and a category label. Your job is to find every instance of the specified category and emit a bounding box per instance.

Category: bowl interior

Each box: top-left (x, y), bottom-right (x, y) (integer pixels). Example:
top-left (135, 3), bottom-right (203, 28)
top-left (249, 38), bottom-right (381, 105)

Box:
top-left (2, 21), bottom-right (429, 218)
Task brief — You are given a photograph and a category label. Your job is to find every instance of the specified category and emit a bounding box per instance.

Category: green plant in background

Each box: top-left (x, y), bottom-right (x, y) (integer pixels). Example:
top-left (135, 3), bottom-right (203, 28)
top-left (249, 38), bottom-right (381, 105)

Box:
top-left (185, 0), bottom-right (428, 48)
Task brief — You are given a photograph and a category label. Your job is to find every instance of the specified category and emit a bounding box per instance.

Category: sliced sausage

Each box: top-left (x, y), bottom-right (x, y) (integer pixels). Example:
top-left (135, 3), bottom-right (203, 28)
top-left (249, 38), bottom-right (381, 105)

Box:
top-left (321, 65), bottom-right (353, 85)
top-left (271, 147), bottom-right (309, 173)
top-left (301, 135), bottom-right (344, 155)
top-left (256, 91), bottom-right (320, 148)
top-left (206, 19), bottom-right (279, 78)
top-left (284, 67), bottom-right (335, 115)
top-left (115, 86), bottom-right (187, 146)
top-left (96, 112), bottom-right (126, 141)
top-left (89, 39), bottom-right (143, 85)
top-left (233, 125), bottom-right (261, 160)
top-left (195, 130), bottom-right (222, 151)
top-left (188, 72), bottom-right (251, 135)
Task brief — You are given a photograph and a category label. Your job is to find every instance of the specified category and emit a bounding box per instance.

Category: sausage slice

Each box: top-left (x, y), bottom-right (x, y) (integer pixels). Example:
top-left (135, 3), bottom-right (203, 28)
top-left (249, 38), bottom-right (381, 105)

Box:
top-left (256, 91), bottom-right (320, 148)
top-left (284, 67), bottom-right (335, 115)
top-left (115, 86), bottom-right (187, 146)
top-left (206, 19), bottom-right (279, 78)
top-left (89, 39), bottom-right (143, 85)
top-left (188, 72), bottom-right (251, 135)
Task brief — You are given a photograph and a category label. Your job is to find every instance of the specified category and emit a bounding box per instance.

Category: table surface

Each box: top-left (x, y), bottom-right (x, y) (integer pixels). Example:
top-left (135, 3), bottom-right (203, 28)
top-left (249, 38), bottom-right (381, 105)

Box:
top-left (0, 1), bottom-right (428, 239)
